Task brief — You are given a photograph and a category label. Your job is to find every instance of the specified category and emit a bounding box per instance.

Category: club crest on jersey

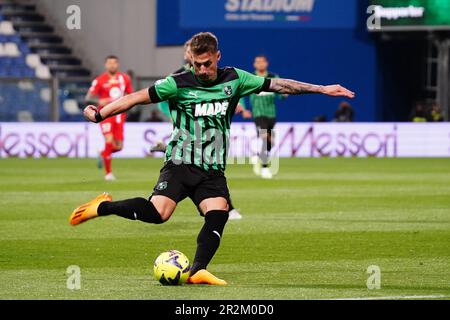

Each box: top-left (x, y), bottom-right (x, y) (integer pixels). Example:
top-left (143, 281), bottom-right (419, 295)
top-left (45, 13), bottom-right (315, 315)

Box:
top-left (224, 86), bottom-right (233, 96)
top-left (156, 181), bottom-right (168, 191)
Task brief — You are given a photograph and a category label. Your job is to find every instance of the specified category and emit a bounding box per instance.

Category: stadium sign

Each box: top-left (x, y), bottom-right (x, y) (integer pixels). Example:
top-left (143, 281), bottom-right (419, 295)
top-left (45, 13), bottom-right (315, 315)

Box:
top-left (1, 123), bottom-right (449, 159)
top-left (225, 0), bottom-right (315, 12)
top-left (372, 6), bottom-right (425, 21)
top-left (179, 0), bottom-right (357, 29)
top-left (224, 0), bottom-right (315, 22)
top-left (369, 0), bottom-right (450, 31)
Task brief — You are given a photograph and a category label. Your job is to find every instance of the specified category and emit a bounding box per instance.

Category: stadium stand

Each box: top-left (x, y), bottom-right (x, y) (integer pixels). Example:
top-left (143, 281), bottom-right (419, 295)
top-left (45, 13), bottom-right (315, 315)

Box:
top-left (0, 0), bottom-right (91, 122)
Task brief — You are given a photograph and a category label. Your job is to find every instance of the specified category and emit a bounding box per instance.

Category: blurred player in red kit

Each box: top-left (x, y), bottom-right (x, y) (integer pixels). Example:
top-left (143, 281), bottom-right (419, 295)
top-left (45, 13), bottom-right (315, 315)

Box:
top-left (85, 55), bottom-right (133, 181)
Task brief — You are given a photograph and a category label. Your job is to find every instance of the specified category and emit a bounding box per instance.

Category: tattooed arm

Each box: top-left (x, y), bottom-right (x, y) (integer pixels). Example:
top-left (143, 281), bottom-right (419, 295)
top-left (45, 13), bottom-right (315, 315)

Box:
top-left (268, 78), bottom-right (355, 99)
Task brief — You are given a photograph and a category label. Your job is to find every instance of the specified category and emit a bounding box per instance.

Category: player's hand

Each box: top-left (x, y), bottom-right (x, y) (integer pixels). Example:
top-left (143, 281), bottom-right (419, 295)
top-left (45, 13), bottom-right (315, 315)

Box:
top-left (235, 104), bottom-right (252, 119)
top-left (235, 104), bottom-right (245, 115)
top-left (84, 105), bottom-right (98, 123)
top-left (242, 110), bottom-right (253, 119)
top-left (322, 85), bottom-right (355, 99)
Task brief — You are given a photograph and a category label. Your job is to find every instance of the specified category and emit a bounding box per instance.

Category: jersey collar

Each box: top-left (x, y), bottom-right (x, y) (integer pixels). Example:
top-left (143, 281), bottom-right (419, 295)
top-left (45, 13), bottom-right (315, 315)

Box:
top-left (190, 67), bottom-right (222, 87)
top-left (255, 70), bottom-right (268, 77)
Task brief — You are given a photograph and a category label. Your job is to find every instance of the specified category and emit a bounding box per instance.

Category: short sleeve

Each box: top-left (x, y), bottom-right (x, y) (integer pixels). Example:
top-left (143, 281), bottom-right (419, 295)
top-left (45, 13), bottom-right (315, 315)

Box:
top-left (148, 76), bottom-right (177, 103)
top-left (235, 68), bottom-right (271, 97)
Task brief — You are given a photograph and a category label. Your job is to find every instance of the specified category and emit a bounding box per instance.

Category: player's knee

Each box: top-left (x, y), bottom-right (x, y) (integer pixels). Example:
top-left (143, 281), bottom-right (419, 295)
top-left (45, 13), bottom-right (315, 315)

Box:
top-left (158, 208), bottom-right (173, 222)
top-left (200, 198), bottom-right (229, 213)
top-left (152, 205), bottom-right (172, 222)
top-left (151, 196), bottom-right (176, 223)
top-left (218, 203), bottom-right (229, 212)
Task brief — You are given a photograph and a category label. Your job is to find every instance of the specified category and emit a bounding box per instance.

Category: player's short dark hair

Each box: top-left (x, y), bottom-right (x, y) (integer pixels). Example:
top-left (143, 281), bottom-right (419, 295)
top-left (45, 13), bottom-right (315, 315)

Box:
top-left (190, 32), bottom-right (219, 55)
top-left (339, 101), bottom-right (351, 108)
top-left (105, 55), bottom-right (119, 61)
top-left (255, 54), bottom-right (268, 61)
top-left (184, 39), bottom-right (192, 50)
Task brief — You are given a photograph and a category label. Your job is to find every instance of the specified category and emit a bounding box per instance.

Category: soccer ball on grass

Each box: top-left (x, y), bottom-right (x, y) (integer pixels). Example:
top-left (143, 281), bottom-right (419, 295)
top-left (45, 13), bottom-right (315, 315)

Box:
top-left (153, 250), bottom-right (190, 285)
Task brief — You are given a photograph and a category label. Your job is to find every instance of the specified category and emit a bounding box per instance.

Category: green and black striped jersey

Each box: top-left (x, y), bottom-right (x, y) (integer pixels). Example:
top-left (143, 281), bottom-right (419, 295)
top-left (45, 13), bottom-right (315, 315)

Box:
top-left (242, 72), bottom-right (283, 119)
top-left (149, 67), bottom-right (270, 172)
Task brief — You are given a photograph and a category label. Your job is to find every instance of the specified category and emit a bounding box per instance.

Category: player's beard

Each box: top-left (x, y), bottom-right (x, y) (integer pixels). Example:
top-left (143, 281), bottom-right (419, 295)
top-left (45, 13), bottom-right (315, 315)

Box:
top-left (198, 73), bottom-right (211, 82)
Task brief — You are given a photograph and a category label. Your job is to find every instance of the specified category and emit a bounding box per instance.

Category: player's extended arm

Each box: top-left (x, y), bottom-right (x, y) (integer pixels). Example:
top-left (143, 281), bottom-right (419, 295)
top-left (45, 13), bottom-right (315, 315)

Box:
top-left (83, 88), bottom-right (151, 123)
top-left (268, 78), bottom-right (355, 98)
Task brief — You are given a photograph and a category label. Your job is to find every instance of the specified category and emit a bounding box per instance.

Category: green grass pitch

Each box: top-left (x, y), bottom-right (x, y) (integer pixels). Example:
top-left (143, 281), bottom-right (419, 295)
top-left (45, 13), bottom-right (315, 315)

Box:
top-left (0, 157), bottom-right (449, 300)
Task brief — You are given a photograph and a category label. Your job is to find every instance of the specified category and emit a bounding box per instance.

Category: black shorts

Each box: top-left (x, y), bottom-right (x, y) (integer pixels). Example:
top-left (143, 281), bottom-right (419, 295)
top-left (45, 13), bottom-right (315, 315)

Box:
top-left (254, 117), bottom-right (276, 132)
top-left (151, 161), bottom-right (231, 215)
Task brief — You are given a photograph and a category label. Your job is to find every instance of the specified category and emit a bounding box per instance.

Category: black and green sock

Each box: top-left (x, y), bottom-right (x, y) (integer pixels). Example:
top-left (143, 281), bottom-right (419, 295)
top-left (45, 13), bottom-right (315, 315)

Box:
top-left (190, 210), bottom-right (229, 275)
top-left (98, 198), bottom-right (163, 224)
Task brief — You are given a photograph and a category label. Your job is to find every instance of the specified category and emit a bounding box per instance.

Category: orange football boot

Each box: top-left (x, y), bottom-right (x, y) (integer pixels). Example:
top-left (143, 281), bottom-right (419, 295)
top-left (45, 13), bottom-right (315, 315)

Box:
top-left (187, 269), bottom-right (227, 285)
top-left (69, 193), bottom-right (112, 226)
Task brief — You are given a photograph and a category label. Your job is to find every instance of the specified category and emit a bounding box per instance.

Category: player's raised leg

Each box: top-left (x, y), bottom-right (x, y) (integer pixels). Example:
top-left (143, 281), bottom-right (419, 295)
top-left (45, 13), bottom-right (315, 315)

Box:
top-left (69, 194), bottom-right (176, 226)
top-left (187, 197), bottom-right (229, 286)
top-left (69, 193), bottom-right (112, 225)
top-left (97, 195), bottom-right (175, 223)
top-left (69, 162), bottom-right (182, 226)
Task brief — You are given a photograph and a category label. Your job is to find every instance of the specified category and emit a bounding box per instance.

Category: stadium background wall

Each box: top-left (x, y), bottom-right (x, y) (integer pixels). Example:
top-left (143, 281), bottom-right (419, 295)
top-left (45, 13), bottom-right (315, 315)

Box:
top-left (37, 0), bottom-right (182, 77)
top-left (157, 0), bottom-right (379, 123)
top-left (157, 0), bottom-right (429, 123)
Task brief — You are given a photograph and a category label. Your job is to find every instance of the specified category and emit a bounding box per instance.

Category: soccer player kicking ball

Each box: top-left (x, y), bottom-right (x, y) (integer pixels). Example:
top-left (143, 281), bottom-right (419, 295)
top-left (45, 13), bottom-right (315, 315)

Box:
top-left (86, 55), bottom-right (134, 181)
top-left (150, 38), bottom-right (246, 221)
top-left (70, 32), bottom-right (355, 285)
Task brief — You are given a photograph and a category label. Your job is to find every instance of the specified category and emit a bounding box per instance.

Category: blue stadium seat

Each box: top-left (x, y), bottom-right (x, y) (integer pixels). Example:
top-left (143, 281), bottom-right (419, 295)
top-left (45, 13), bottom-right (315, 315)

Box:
top-left (8, 68), bottom-right (22, 77)
top-left (18, 43), bottom-right (30, 54)
top-left (0, 11), bottom-right (88, 122)
top-left (0, 81), bottom-right (52, 121)
top-left (24, 68), bottom-right (35, 77)
top-left (6, 35), bottom-right (21, 43)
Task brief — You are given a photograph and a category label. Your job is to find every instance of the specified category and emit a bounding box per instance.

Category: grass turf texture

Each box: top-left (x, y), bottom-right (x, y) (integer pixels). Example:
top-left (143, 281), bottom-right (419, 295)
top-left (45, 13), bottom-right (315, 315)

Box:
top-left (0, 158), bottom-right (449, 300)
